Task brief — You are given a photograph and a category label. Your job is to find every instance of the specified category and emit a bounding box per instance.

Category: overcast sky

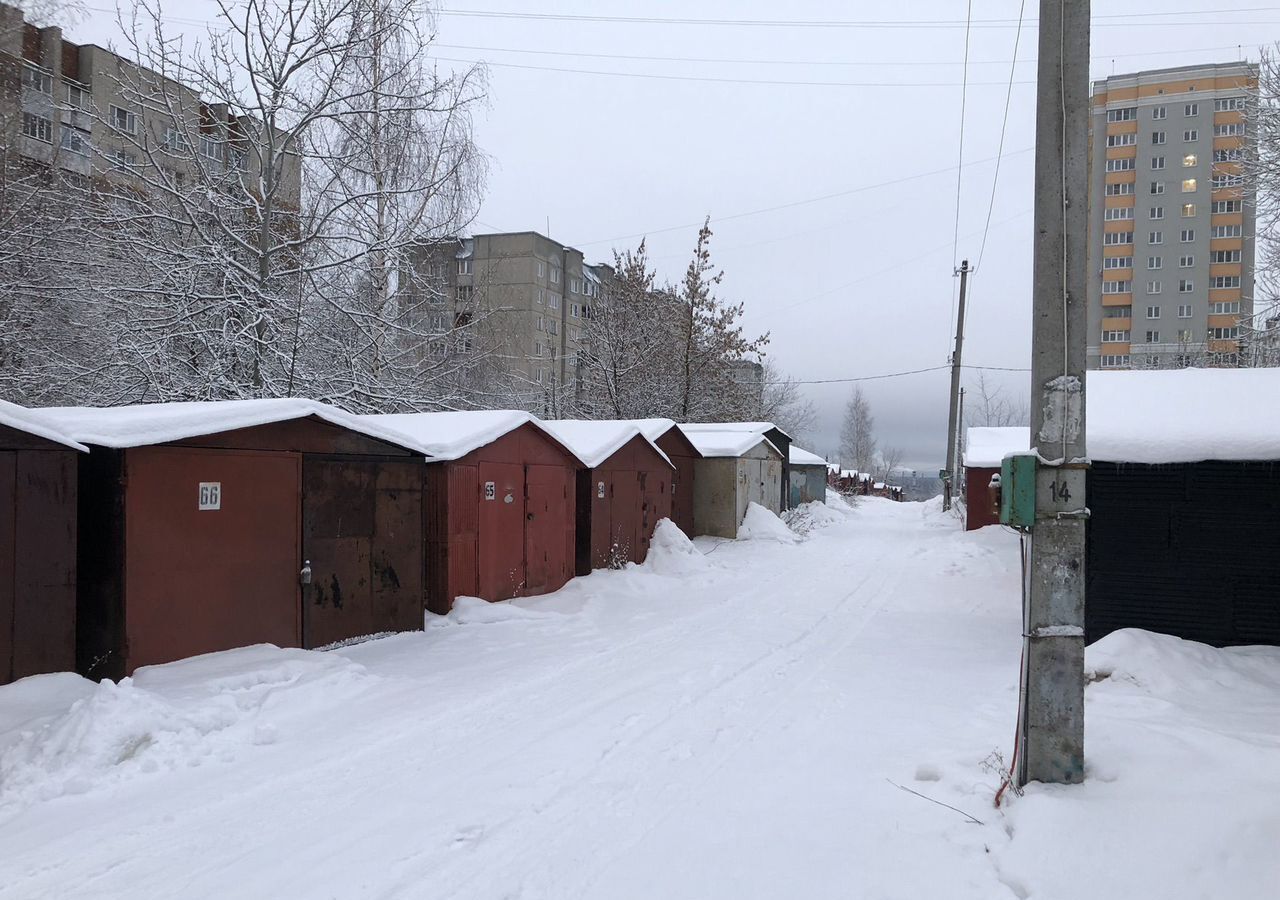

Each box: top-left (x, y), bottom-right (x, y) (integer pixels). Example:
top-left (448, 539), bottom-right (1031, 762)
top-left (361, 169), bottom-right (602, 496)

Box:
top-left (63, 1), bottom-right (1276, 468)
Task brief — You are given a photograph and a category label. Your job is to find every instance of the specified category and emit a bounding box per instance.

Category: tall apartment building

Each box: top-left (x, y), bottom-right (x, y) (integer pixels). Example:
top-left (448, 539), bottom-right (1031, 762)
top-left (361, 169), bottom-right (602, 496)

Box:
top-left (1087, 62), bottom-right (1256, 370)
top-left (404, 231), bottom-right (610, 406)
top-left (0, 2), bottom-right (299, 204)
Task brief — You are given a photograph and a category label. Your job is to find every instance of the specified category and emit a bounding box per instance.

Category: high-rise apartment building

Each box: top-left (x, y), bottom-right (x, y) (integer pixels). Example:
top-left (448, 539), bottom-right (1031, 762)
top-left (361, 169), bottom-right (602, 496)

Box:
top-left (404, 232), bottom-right (610, 407)
top-left (0, 2), bottom-right (300, 204)
top-left (1087, 62), bottom-right (1256, 370)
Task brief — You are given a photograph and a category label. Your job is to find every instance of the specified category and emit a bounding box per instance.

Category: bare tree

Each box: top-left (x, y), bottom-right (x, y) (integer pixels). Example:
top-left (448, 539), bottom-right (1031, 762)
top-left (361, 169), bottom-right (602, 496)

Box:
top-left (758, 360), bottom-right (817, 444)
top-left (839, 386), bottom-right (877, 473)
top-left (965, 372), bottom-right (1030, 427)
top-left (874, 445), bottom-right (905, 484)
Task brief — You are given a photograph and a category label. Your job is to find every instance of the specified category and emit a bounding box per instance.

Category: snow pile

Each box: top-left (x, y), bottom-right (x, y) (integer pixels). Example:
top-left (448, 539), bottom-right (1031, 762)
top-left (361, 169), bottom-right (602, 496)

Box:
top-left (825, 488), bottom-right (855, 510)
top-left (783, 500), bottom-right (847, 537)
top-left (643, 519), bottom-right (712, 576)
top-left (0, 647), bottom-right (370, 809)
top-left (442, 596), bottom-right (560, 625)
top-left (1085, 627), bottom-right (1280, 697)
top-left (963, 426), bottom-right (1029, 468)
top-left (737, 502), bottom-right (798, 543)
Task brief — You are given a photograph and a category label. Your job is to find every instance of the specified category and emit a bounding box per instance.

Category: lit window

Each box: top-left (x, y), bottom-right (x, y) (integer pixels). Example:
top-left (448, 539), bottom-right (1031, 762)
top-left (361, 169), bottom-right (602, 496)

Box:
top-left (1183, 154), bottom-right (1197, 167)
top-left (1182, 178), bottom-right (1197, 192)
top-left (1182, 203), bottom-right (1195, 217)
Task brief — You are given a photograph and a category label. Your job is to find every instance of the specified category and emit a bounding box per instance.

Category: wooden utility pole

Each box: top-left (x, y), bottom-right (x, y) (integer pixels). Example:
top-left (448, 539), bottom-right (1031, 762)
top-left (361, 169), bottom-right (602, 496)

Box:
top-left (942, 259), bottom-right (970, 511)
top-left (1018, 0), bottom-right (1090, 787)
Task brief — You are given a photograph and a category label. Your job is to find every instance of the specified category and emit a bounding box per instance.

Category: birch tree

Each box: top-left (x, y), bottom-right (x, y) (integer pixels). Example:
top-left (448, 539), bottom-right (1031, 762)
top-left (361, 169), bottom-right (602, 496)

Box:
top-left (839, 386), bottom-right (877, 472)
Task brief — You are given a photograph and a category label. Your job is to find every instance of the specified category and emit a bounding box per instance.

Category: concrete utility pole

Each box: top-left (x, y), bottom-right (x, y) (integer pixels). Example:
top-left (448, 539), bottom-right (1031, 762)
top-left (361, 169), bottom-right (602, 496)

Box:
top-left (1018, 0), bottom-right (1090, 787)
top-left (942, 259), bottom-right (970, 511)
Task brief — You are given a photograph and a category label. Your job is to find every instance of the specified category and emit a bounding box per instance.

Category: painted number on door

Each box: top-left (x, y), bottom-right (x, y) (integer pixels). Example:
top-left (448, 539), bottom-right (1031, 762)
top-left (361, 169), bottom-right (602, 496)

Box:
top-left (198, 481), bottom-right (222, 510)
top-left (597, 481), bottom-right (606, 499)
top-left (484, 481), bottom-right (496, 500)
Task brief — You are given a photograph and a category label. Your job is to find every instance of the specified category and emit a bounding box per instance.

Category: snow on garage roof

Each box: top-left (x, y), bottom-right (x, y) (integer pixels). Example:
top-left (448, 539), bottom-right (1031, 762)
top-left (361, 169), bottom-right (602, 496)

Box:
top-left (789, 446), bottom-right (828, 467)
top-left (682, 420), bottom-right (793, 442)
top-left (542, 420), bottom-right (673, 469)
top-left (681, 427), bottom-right (781, 459)
top-left (1089, 368), bottom-right (1280, 463)
top-left (0, 399), bottom-right (89, 451)
top-left (34, 399), bottom-right (430, 454)
top-left (964, 426), bottom-right (1030, 468)
top-left (358, 410), bottom-right (560, 461)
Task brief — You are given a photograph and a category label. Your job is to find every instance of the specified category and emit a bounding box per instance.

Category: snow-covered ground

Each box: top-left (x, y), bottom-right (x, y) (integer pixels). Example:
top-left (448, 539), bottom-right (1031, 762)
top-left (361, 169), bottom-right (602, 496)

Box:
top-left (1, 497), bottom-right (1277, 899)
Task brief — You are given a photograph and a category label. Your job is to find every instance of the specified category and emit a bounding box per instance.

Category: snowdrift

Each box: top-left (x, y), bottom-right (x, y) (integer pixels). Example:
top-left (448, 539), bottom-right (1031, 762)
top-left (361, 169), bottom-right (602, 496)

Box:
top-left (736, 502), bottom-right (798, 543)
top-left (643, 519), bottom-right (712, 576)
top-left (783, 500), bottom-right (849, 537)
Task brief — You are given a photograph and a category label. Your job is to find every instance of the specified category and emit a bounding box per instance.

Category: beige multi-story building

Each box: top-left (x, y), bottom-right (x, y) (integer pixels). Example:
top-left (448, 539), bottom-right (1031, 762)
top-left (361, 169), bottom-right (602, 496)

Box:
top-left (1087, 62), bottom-right (1256, 370)
top-left (404, 231), bottom-right (610, 407)
top-left (0, 2), bottom-right (299, 205)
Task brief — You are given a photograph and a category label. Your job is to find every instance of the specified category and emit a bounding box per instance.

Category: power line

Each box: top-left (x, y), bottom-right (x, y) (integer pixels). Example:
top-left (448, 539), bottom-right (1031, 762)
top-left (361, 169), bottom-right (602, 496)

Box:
top-left (975, 0), bottom-right (1028, 273)
top-left (773, 363), bottom-right (1030, 386)
top-left (437, 8), bottom-right (1280, 29)
top-left (432, 56), bottom-right (1036, 88)
top-left (429, 41), bottom-right (1255, 69)
top-left (948, 1), bottom-right (975, 354)
top-left (570, 146), bottom-right (1034, 250)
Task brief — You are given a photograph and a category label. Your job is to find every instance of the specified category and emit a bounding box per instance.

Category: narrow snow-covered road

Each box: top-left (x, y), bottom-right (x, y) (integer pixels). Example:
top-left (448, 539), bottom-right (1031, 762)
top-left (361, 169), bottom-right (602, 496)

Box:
top-left (3, 497), bottom-right (1276, 899)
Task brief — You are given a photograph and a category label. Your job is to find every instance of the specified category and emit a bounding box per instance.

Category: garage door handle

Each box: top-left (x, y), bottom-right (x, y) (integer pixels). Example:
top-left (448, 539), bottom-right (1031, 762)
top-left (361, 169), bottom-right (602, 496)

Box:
top-left (299, 560), bottom-right (312, 585)
top-left (527, 513), bottom-right (534, 521)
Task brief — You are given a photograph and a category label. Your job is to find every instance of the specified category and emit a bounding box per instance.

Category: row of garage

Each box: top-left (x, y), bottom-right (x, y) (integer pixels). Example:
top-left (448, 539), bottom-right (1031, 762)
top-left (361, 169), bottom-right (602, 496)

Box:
top-left (1, 400), bottom-right (826, 684)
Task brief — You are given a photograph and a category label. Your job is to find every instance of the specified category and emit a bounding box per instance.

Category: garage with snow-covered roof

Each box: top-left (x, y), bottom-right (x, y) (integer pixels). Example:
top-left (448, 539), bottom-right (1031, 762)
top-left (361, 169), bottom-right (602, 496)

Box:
top-left (683, 421), bottom-right (792, 512)
top-left (1085, 369), bottom-right (1280, 648)
top-left (788, 446), bottom-right (829, 507)
top-left (0, 401), bottom-right (86, 684)
top-left (682, 427), bottom-right (784, 539)
top-left (38, 399), bottom-right (431, 678)
top-left (544, 420), bottom-right (674, 574)
top-left (361, 411), bottom-right (580, 614)
top-left (963, 426), bottom-right (1029, 531)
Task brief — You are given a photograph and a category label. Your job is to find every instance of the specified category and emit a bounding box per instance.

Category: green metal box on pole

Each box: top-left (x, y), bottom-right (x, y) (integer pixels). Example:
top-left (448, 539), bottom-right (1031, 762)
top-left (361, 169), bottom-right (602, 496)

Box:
top-left (1000, 452), bottom-right (1037, 528)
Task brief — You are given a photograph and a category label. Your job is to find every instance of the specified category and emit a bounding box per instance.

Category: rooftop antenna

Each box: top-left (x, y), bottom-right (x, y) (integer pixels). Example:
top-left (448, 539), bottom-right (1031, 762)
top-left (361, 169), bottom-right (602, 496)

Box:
top-left (546, 216), bottom-right (550, 237)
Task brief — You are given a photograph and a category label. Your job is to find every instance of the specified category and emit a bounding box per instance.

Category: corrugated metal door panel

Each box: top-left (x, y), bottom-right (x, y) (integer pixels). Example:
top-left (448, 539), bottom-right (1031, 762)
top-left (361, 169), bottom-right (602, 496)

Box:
top-left (478, 461), bottom-right (524, 601)
top-left (124, 447), bottom-right (300, 672)
top-left (0, 453), bottom-right (14, 682)
top-left (12, 452), bottom-right (76, 679)
top-left (612, 470), bottom-right (640, 566)
top-left (442, 463), bottom-right (478, 613)
top-left (302, 458), bottom-right (423, 648)
top-left (524, 463), bottom-right (573, 595)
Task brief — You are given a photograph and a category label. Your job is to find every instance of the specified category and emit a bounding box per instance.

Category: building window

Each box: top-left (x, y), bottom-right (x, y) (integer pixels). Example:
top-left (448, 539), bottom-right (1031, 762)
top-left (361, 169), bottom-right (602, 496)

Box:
top-left (1176, 330), bottom-right (1194, 343)
top-left (1106, 133), bottom-right (1136, 147)
top-left (1209, 250), bottom-right (1241, 264)
top-left (1146, 305), bottom-right (1161, 318)
top-left (1214, 97), bottom-right (1244, 112)
top-left (1213, 148), bottom-right (1243, 163)
top-left (23, 64), bottom-right (53, 94)
top-left (1152, 130), bottom-right (1166, 145)
top-left (1102, 280), bottom-right (1132, 294)
top-left (163, 127), bottom-right (188, 152)
top-left (1151, 155), bottom-right (1166, 170)
top-left (537, 315), bottom-right (545, 332)
top-left (1107, 107), bottom-right (1137, 122)
top-left (64, 82), bottom-right (90, 109)
top-left (1211, 224), bottom-right (1242, 238)
top-left (1178, 280), bottom-right (1193, 294)
top-left (1103, 306), bottom-right (1132, 318)
top-left (1146, 280), bottom-right (1162, 294)
top-left (21, 113), bottom-right (52, 143)
top-left (1148, 206), bottom-right (1164, 220)
top-left (1183, 154), bottom-right (1197, 168)
top-left (1183, 129), bottom-right (1198, 142)
top-left (1211, 300), bottom-right (1241, 314)
top-left (1180, 229), bottom-right (1195, 243)
top-left (570, 303), bottom-right (580, 318)
top-left (1178, 255), bottom-right (1194, 268)
top-left (570, 277), bottom-right (580, 294)
top-left (1105, 158), bottom-right (1133, 173)
top-left (1152, 105), bottom-right (1167, 119)
top-left (1149, 231), bottom-right (1163, 244)
top-left (1145, 330), bottom-right (1160, 343)
top-left (199, 134), bottom-right (223, 162)
top-left (1184, 102), bottom-right (1199, 117)
top-left (1211, 173), bottom-right (1245, 189)
top-left (60, 125), bottom-right (90, 155)
top-left (110, 105), bottom-right (138, 134)
top-left (550, 266), bottom-right (560, 284)
top-left (1105, 207), bottom-right (1134, 221)
top-left (1105, 182), bottom-right (1134, 196)
top-left (1178, 305), bottom-right (1194, 319)
top-left (1100, 354), bottom-right (1130, 368)
top-left (1209, 326), bottom-right (1240, 340)
top-left (1213, 123), bottom-right (1244, 137)
top-left (1148, 256), bottom-right (1162, 269)
top-left (547, 319), bottom-right (559, 335)
top-left (456, 285), bottom-right (473, 302)
top-left (1211, 200), bottom-right (1242, 214)
top-left (1104, 231), bottom-right (1133, 246)
top-left (1103, 256), bottom-right (1132, 269)
top-left (1150, 181), bottom-right (1164, 195)
top-left (1181, 203), bottom-right (1196, 217)
top-left (455, 258), bottom-right (472, 275)
top-left (536, 260), bottom-right (546, 278)
top-left (549, 293), bottom-right (560, 310)
top-left (1101, 330), bottom-right (1131, 343)
top-left (110, 150), bottom-right (136, 170)
top-left (1210, 275), bottom-right (1241, 289)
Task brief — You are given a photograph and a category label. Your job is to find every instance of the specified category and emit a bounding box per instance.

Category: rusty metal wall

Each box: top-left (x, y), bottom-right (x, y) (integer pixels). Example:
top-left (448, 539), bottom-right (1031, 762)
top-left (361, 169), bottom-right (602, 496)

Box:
top-left (1, 443), bottom-right (78, 685)
top-left (477, 460), bottom-right (525, 600)
top-left (655, 429), bottom-right (697, 538)
top-left (122, 446), bottom-right (302, 672)
top-left (524, 463), bottom-right (573, 595)
top-left (964, 466), bottom-right (1001, 531)
top-left (581, 437), bottom-right (674, 571)
top-left (301, 457), bottom-right (423, 647)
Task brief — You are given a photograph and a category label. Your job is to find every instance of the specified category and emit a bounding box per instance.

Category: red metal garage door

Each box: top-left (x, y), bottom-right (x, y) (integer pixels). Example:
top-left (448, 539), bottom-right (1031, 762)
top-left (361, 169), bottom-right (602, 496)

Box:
top-left (478, 461), bottom-right (525, 601)
top-left (525, 463), bottom-right (572, 595)
top-left (124, 446), bottom-right (301, 671)
top-left (302, 457), bottom-right (424, 648)
top-left (611, 471), bottom-right (641, 566)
